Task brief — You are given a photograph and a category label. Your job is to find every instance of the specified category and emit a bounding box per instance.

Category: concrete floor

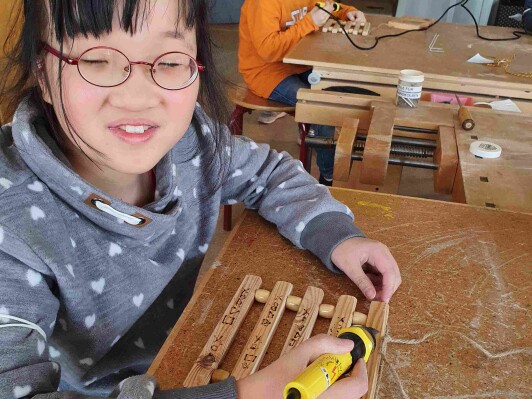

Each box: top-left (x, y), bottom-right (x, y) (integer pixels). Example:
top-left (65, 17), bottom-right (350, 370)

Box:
top-left (200, 21), bottom-right (450, 276)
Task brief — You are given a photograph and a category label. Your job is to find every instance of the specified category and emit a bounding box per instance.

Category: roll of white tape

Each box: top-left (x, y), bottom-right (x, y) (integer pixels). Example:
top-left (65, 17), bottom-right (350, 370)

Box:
top-left (308, 72), bottom-right (321, 85)
top-left (469, 141), bottom-right (502, 159)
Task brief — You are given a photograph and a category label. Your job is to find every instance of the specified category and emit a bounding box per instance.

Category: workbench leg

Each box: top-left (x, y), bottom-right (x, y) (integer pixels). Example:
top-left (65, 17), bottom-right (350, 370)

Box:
top-left (224, 105), bottom-right (249, 231)
top-left (299, 123), bottom-right (311, 172)
top-left (228, 105), bottom-right (247, 136)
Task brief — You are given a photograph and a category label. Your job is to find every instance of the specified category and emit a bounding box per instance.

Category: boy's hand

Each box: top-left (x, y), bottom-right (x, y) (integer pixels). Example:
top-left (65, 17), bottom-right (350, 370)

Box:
top-left (331, 237), bottom-right (401, 303)
top-left (347, 10), bottom-right (366, 23)
top-left (310, 2), bottom-right (335, 27)
top-left (236, 334), bottom-right (368, 398)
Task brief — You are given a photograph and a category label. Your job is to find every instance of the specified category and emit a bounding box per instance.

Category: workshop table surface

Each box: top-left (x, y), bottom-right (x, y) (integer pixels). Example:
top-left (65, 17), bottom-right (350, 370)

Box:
top-left (149, 188), bottom-right (531, 398)
top-left (284, 15), bottom-right (532, 101)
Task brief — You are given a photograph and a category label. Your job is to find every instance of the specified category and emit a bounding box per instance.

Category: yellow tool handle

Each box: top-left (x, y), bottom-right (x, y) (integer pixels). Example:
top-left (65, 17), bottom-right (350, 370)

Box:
top-left (316, 2), bottom-right (341, 12)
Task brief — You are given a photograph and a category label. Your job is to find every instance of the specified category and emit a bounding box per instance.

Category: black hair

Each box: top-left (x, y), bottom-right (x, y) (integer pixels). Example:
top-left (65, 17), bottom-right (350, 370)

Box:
top-left (0, 0), bottom-right (231, 195)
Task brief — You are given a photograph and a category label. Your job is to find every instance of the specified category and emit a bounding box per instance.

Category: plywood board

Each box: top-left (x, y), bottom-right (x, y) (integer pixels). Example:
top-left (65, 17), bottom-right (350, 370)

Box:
top-left (284, 15), bottom-right (532, 100)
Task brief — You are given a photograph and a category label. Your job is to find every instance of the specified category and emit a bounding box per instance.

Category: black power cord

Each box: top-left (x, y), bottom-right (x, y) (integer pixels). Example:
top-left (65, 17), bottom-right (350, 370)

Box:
top-left (316, 0), bottom-right (527, 51)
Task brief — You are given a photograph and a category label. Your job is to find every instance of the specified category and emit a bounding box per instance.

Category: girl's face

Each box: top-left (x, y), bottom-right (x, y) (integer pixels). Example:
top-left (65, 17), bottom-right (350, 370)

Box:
top-left (41, 0), bottom-right (200, 176)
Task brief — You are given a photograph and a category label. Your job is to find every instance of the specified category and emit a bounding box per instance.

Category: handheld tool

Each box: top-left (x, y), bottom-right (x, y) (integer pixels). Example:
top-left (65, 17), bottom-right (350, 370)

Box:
top-left (455, 94), bottom-right (475, 131)
top-left (316, 2), bottom-right (341, 12)
top-left (283, 326), bottom-right (378, 399)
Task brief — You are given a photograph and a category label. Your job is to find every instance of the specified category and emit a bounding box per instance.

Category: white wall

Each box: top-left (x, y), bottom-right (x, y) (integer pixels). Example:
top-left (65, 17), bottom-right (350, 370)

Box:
top-left (396, 0), bottom-right (495, 25)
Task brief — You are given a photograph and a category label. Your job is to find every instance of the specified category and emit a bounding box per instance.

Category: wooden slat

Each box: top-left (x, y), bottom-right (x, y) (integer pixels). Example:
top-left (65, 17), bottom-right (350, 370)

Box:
top-left (183, 275), bottom-right (262, 387)
top-left (231, 281), bottom-right (293, 379)
top-left (281, 286), bottom-right (324, 355)
top-left (327, 295), bottom-right (357, 337)
top-left (344, 21), bottom-right (355, 34)
top-left (360, 104), bottom-right (396, 185)
top-left (333, 118), bottom-right (359, 182)
top-left (362, 22), bottom-right (371, 36)
top-left (353, 21), bottom-right (362, 35)
top-left (363, 302), bottom-right (389, 399)
top-left (434, 126), bottom-right (458, 194)
top-left (322, 19), bottom-right (335, 33)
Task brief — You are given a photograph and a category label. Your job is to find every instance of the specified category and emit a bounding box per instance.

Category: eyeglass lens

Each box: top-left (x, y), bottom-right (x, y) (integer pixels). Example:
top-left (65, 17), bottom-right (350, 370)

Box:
top-left (77, 48), bottom-right (198, 89)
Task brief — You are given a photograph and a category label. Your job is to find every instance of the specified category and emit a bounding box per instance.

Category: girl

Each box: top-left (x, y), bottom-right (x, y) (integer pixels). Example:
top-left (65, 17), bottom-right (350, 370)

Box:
top-left (0, 1), bottom-right (400, 398)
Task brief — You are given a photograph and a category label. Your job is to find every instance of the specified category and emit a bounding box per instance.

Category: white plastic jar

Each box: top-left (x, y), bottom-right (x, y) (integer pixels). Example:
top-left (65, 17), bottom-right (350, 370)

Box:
top-left (396, 69), bottom-right (424, 108)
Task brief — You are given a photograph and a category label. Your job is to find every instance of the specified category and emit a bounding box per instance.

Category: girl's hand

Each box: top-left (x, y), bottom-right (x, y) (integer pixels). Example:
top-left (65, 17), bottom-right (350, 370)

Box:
top-left (310, 2), bottom-right (335, 27)
top-left (347, 10), bottom-right (366, 23)
top-left (236, 334), bottom-right (368, 399)
top-left (331, 237), bottom-right (401, 303)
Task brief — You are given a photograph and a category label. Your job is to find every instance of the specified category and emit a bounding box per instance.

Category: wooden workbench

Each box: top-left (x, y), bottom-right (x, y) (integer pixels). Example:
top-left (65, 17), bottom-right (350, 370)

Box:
top-left (284, 15), bottom-right (532, 110)
top-left (452, 107), bottom-right (532, 213)
top-left (295, 89), bottom-right (532, 213)
top-left (149, 188), bottom-right (532, 398)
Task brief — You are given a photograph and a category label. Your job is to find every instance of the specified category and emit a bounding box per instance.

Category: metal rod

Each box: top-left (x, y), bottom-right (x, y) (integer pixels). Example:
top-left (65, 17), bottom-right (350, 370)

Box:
top-left (304, 136), bottom-right (436, 150)
top-left (354, 141), bottom-right (434, 158)
top-left (356, 134), bottom-right (436, 148)
top-left (351, 154), bottom-right (438, 170)
top-left (393, 125), bottom-right (439, 134)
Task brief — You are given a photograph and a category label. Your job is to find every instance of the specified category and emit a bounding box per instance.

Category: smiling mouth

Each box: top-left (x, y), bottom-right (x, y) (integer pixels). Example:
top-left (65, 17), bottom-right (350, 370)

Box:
top-left (114, 125), bottom-right (157, 134)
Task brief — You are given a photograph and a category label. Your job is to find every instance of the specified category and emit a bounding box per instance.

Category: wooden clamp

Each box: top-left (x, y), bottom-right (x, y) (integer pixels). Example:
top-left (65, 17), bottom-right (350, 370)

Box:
top-left (333, 118), bottom-right (359, 182)
top-left (434, 126), bottom-right (458, 193)
top-left (359, 104), bottom-right (396, 185)
top-left (295, 89), bottom-right (461, 193)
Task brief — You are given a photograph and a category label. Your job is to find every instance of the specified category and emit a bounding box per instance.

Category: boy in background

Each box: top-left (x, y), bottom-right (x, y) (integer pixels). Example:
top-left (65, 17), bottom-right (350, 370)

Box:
top-left (238, 0), bottom-right (365, 185)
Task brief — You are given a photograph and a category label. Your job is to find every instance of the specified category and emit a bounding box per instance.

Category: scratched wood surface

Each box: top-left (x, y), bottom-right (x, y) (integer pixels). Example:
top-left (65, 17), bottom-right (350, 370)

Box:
top-left (150, 188), bottom-right (532, 398)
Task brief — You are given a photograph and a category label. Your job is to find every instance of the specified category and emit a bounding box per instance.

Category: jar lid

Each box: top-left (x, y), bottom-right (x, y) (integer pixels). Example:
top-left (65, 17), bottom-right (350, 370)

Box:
top-left (399, 69), bottom-right (424, 83)
top-left (469, 141), bottom-right (502, 158)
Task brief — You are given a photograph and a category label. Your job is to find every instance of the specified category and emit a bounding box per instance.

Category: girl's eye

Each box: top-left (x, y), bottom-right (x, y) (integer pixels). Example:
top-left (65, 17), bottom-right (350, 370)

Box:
top-left (80, 59), bottom-right (109, 64)
top-left (158, 62), bottom-right (182, 68)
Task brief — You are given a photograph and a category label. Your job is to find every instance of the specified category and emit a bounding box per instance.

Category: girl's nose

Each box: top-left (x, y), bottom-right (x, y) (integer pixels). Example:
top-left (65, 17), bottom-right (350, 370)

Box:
top-left (108, 64), bottom-right (161, 110)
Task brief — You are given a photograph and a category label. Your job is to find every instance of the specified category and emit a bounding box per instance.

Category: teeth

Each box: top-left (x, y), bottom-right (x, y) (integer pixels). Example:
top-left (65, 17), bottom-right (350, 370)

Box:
top-left (118, 125), bottom-right (152, 134)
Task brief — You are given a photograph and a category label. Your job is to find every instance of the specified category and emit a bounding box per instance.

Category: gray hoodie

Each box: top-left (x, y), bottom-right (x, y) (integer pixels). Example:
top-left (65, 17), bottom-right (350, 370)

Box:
top-left (0, 99), bottom-right (364, 399)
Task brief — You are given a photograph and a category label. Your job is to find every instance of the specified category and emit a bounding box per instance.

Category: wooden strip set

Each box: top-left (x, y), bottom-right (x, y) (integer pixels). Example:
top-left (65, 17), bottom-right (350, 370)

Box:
top-left (183, 275), bottom-right (389, 399)
top-left (322, 19), bottom-right (372, 36)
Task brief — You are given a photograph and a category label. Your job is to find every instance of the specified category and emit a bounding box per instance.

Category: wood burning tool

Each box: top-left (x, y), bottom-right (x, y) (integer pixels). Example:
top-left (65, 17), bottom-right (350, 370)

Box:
top-left (316, 2), bottom-right (341, 12)
top-left (284, 326), bottom-right (378, 399)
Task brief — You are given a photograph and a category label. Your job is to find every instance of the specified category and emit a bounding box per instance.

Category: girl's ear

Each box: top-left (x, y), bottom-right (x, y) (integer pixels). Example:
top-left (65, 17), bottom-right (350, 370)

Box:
top-left (36, 59), bottom-right (52, 105)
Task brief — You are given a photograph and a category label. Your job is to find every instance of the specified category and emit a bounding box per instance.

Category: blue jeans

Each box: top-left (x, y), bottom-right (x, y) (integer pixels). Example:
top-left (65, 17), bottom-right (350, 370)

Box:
top-left (269, 71), bottom-right (335, 180)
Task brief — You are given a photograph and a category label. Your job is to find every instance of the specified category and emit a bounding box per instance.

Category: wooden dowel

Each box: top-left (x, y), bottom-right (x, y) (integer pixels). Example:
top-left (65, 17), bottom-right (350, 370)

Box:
top-left (211, 368), bottom-right (230, 383)
top-left (255, 289), bottom-right (367, 323)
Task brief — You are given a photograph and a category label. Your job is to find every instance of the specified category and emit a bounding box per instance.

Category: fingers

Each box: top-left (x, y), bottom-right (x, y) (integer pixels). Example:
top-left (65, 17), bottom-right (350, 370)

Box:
top-left (342, 262), bottom-right (377, 301)
top-left (297, 334), bottom-right (354, 363)
top-left (321, 359), bottom-right (368, 399)
top-left (368, 243), bottom-right (401, 302)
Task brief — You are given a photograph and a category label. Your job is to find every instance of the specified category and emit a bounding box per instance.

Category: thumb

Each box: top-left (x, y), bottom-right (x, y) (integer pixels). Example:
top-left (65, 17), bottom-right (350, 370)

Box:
top-left (345, 267), bottom-right (376, 300)
top-left (347, 13), bottom-right (355, 21)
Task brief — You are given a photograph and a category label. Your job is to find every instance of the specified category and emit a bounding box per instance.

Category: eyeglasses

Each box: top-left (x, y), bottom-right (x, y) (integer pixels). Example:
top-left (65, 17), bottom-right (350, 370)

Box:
top-left (41, 43), bottom-right (205, 90)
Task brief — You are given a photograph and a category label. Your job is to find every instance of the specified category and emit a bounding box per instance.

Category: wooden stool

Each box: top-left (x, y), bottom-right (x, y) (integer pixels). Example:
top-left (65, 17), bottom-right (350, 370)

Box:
top-left (224, 86), bottom-right (310, 231)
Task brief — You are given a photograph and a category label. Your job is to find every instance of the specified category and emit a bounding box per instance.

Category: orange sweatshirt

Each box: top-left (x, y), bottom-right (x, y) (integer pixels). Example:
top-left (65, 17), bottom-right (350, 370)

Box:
top-left (238, 0), bottom-right (356, 99)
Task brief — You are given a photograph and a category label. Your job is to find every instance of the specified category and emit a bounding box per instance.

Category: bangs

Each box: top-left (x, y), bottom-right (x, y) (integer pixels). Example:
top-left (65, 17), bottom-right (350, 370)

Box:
top-left (48, 0), bottom-right (198, 42)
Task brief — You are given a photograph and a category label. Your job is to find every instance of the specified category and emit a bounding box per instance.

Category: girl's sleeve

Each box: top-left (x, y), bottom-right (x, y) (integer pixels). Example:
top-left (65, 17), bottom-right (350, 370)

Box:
top-left (246, 0), bottom-right (319, 63)
top-left (0, 226), bottom-right (62, 398)
top-left (0, 227), bottom-right (237, 398)
top-left (220, 134), bottom-right (365, 272)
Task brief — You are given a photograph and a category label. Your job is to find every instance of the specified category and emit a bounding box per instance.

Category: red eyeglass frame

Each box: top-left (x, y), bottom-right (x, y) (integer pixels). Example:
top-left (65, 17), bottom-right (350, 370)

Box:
top-left (40, 42), bottom-right (206, 90)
